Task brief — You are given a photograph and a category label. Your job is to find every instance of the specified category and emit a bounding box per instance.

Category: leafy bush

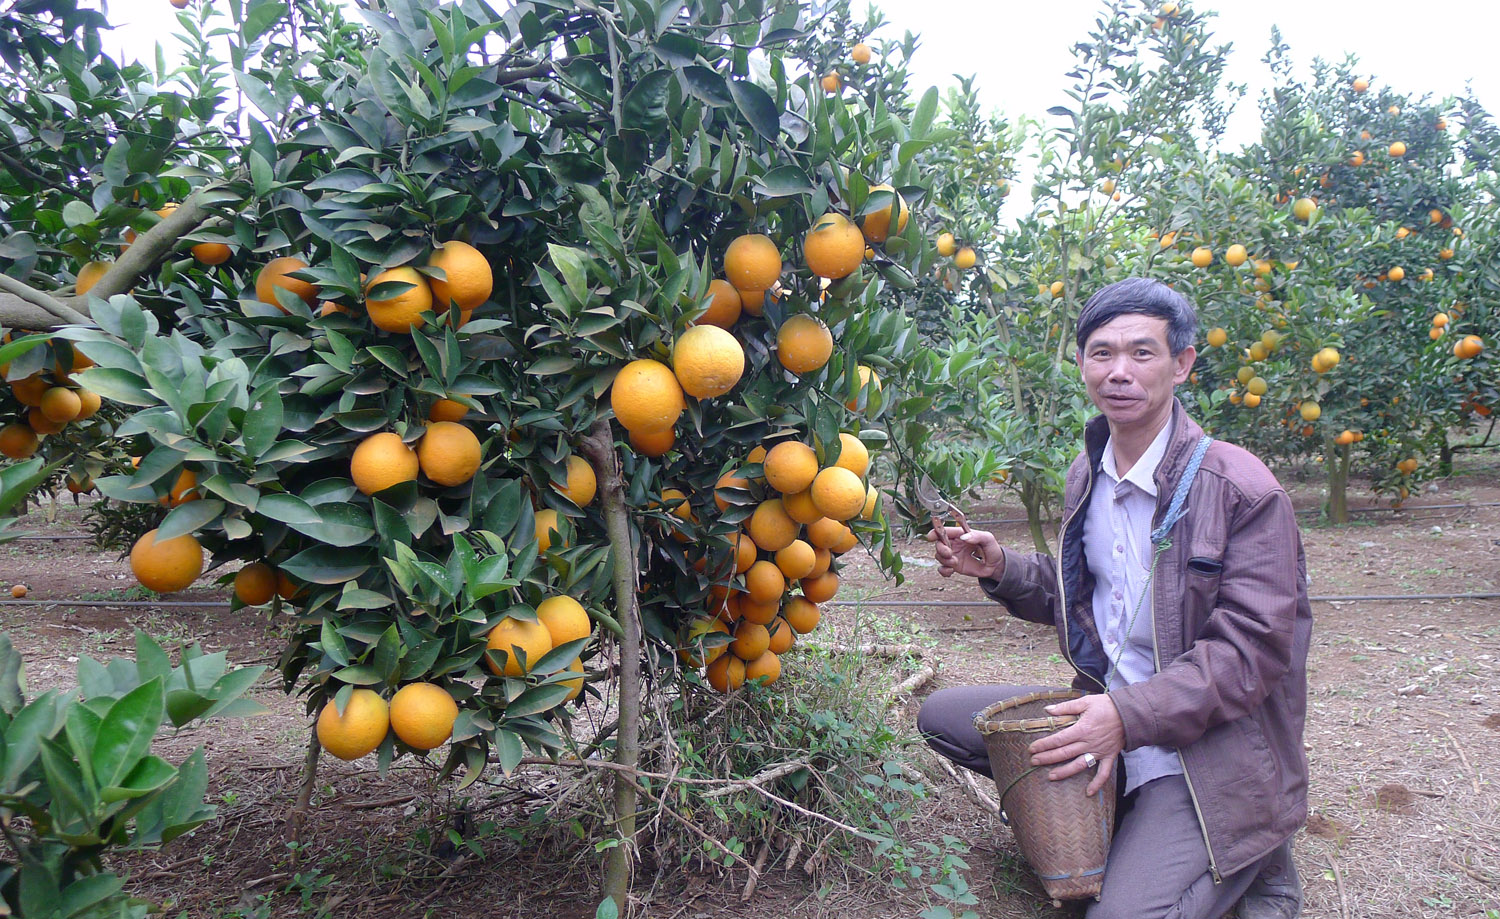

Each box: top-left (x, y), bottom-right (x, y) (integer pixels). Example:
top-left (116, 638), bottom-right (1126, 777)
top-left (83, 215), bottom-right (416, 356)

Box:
top-left (0, 632), bottom-right (266, 918)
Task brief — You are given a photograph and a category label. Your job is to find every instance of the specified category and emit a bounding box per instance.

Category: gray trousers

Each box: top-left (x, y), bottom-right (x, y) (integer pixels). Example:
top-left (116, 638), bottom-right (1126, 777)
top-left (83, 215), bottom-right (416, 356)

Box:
top-left (918, 684), bottom-right (1297, 919)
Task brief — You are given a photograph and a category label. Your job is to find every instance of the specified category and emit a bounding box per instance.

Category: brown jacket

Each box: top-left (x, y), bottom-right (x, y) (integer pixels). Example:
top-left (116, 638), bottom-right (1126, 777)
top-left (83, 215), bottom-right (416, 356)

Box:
top-left (979, 399), bottom-right (1311, 879)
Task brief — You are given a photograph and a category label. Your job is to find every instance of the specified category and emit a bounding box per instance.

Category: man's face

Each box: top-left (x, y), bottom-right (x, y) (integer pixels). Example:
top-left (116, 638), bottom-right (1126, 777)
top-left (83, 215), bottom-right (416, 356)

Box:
top-left (1075, 313), bottom-right (1196, 433)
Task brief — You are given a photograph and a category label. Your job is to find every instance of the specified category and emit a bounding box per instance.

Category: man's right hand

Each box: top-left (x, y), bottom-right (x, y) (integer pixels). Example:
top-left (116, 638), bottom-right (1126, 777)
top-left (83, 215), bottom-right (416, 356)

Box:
top-left (926, 527), bottom-right (1005, 580)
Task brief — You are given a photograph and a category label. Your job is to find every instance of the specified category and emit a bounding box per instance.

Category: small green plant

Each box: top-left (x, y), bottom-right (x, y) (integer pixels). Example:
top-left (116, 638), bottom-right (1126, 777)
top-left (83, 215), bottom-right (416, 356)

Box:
top-left (0, 630), bottom-right (267, 917)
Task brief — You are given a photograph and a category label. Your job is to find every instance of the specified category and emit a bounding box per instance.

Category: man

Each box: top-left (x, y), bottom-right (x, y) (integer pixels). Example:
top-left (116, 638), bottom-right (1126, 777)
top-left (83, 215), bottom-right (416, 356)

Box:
top-left (919, 278), bottom-right (1311, 919)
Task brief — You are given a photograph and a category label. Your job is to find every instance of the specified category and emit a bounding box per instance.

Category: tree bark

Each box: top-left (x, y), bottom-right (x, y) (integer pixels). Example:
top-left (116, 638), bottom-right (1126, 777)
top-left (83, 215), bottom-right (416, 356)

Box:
top-left (1020, 478), bottom-right (1051, 554)
top-left (578, 419), bottom-right (641, 916)
top-left (1324, 437), bottom-right (1350, 525)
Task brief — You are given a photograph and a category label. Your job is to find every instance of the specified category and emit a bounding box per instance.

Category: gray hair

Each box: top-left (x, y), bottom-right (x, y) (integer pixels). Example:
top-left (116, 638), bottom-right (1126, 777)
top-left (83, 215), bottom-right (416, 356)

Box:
top-left (1074, 278), bottom-right (1199, 356)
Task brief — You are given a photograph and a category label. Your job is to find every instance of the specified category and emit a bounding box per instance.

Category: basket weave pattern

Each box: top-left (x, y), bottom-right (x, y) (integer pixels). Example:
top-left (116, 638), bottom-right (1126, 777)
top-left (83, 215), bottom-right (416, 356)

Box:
top-left (974, 689), bottom-right (1116, 903)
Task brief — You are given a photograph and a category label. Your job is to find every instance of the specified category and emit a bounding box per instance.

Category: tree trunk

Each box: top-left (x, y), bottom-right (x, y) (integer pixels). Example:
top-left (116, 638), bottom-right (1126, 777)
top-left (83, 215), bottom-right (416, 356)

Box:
top-left (1438, 438), bottom-right (1453, 477)
top-left (579, 420), bottom-right (641, 916)
top-left (1324, 438), bottom-right (1350, 525)
top-left (1019, 478), bottom-right (1050, 554)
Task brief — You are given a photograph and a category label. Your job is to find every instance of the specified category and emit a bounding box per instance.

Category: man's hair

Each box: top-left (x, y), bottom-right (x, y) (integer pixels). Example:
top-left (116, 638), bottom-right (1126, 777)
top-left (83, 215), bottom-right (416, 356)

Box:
top-left (1074, 278), bottom-right (1198, 356)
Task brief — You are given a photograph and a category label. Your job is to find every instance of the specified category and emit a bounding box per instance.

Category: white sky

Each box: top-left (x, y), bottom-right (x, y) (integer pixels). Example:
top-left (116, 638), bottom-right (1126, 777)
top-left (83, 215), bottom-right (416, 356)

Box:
top-left (96, 0), bottom-right (1500, 190)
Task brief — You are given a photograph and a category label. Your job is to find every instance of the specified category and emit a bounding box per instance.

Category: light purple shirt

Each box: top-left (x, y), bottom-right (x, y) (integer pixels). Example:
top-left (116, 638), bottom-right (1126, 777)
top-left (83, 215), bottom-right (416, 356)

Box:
top-left (1083, 419), bottom-right (1183, 794)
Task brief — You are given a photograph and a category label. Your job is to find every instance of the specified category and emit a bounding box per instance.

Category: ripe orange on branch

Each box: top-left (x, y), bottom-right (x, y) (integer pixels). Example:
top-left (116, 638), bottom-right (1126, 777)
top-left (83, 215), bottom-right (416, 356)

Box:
top-left (803, 213), bottom-right (864, 279)
top-left (486, 617), bottom-right (553, 677)
top-left (723, 234), bottom-right (782, 292)
top-left (859, 184), bottom-right (909, 243)
top-left (694, 280), bottom-right (742, 329)
top-left (672, 325), bottom-right (745, 398)
top-left (763, 441), bottom-right (819, 494)
top-left (426, 240), bottom-right (492, 312)
top-left (366, 266), bottom-right (434, 332)
top-left (316, 689), bottom-right (389, 761)
top-left (611, 359), bottom-right (685, 433)
top-left (418, 421), bottom-right (482, 486)
top-left (388, 683), bottom-right (458, 751)
top-left (234, 563), bottom-right (278, 606)
top-left (776, 315), bottom-right (834, 375)
top-left (130, 529), bottom-right (204, 593)
top-left (351, 432), bottom-right (419, 495)
top-left (810, 466), bottom-right (866, 521)
top-left (256, 256), bottom-right (318, 311)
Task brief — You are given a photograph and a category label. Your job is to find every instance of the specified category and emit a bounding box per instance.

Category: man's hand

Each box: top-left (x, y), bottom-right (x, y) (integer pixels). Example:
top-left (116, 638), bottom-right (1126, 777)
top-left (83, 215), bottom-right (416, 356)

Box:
top-left (1027, 694), bottom-right (1125, 796)
top-left (925, 526), bottom-right (1004, 580)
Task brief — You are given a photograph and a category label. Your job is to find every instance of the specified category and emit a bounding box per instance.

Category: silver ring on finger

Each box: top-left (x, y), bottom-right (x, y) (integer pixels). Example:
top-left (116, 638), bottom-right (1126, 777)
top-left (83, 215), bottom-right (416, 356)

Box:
top-left (1081, 752), bottom-right (1098, 769)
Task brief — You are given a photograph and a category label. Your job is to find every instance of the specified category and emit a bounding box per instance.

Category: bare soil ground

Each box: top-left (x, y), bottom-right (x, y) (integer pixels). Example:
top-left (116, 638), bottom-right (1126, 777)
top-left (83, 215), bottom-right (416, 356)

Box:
top-left (2, 462), bottom-right (1497, 919)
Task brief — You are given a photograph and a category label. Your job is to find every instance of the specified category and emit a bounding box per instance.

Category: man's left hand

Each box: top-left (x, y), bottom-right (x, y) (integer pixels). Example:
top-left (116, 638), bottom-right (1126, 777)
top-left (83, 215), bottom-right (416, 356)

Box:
top-left (1028, 694), bottom-right (1125, 796)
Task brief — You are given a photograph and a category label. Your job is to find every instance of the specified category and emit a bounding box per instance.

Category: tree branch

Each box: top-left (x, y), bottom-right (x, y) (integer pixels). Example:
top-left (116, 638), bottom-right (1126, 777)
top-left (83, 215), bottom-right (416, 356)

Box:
top-left (0, 273), bottom-right (90, 326)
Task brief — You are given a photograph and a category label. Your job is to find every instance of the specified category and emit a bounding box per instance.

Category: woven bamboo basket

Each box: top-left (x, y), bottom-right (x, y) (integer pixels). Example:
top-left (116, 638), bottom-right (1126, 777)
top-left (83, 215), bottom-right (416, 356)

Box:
top-left (974, 689), bottom-right (1116, 904)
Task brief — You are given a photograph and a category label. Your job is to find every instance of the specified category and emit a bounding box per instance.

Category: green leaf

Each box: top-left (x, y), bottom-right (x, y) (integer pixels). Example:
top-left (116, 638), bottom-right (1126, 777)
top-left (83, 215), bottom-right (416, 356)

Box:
top-left (91, 678), bottom-right (165, 790)
top-left (156, 499), bottom-right (224, 542)
top-left (279, 545), bottom-right (372, 584)
top-left (621, 70), bottom-right (672, 134)
top-left (242, 0), bottom-right (290, 43)
top-left (243, 385), bottom-right (284, 459)
top-left (62, 200), bottom-right (96, 229)
top-left (4, 692), bottom-right (59, 788)
top-left (729, 79), bottom-right (780, 140)
top-left (287, 503), bottom-right (375, 547)
top-left (494, 729), bottom-right (524, 775)
top-left (504, 683), bottom-right (571, 718)
top-left (910, 86), bottom-right (939, 138)
top-left (101, 754), bottom-right (176, 802)
top-left (752, 164), bottom-right (814, 198)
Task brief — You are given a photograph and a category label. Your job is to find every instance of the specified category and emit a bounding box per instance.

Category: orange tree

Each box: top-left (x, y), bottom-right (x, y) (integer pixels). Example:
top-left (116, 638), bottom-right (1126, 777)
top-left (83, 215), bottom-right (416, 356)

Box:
top-left (1185, 42), bottom-right (1495, 520)
top-left (0, 0), bottom-right (943, 908)
top-left (903, 0), bottom-right (1238, 550)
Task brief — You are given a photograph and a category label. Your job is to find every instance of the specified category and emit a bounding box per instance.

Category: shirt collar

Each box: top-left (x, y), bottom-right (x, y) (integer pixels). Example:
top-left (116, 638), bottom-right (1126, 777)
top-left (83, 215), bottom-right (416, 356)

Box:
top-left (1101, 417), bottom-right (1174, 497)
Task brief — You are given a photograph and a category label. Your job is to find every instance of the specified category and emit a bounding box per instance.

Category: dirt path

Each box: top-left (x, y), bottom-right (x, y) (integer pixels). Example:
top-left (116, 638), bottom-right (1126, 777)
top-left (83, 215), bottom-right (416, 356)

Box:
top-left (1, 471), bottom-right (1496, 918)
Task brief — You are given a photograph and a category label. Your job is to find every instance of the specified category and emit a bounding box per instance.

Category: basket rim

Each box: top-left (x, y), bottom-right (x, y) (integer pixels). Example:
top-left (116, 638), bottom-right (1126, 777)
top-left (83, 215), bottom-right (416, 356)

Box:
top-left (973, 688), bottom-right (1084, 734)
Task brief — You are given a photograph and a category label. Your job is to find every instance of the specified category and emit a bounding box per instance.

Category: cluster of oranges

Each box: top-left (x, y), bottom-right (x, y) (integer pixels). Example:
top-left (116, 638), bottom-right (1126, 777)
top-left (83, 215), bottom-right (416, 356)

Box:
top-left (0, 342), bottom-right (104, 460)
top-left (255, 239), bottom-right (493, 332)
top-left (821, 42), bottom-right (874, 95)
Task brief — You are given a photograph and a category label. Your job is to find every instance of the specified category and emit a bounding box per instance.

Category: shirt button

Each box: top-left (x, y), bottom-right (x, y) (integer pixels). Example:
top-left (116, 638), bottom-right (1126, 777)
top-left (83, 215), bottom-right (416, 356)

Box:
top-left (1115, 544), bottom-right (1124, 554)
top-left (1113, 590), bottom-right (1123, 600)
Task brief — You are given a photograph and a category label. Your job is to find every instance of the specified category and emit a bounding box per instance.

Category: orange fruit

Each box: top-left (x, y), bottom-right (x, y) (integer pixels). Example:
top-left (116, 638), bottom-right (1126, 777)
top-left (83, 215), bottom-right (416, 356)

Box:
top-left (731, 620), bottom-right (770, 661)
top-left (1454, 335), bottom-right (1484, 359)
top-left (554, 455), bottom-right (597, 507)
top-left (820, 73), bottom-right (841, 94)
top-left (745, 559), bottom-right (786, 604)
top-left (1352, 78), bottom-right (1369, 93)
top-left (388, 683), bottom-right (458, 751)
top-left (783, 488), bottom-right (823, 524)
top-left (161, 468), bottom-right (199, 507)
top-left (28, 407), bottom-right (64, 436)
top-left (810, 467), bottom-right (865, 521)
top-left (366, 266), bottom-right (433, 333)
top-left (1388, 141), bottom-right (1406, 158)
top-left (776, 315), bottom-right (834, 375)
top-left (801, 571), bottom-right (839, 603)
top-left (763, 441), bottom-right (818, 494)
top-left (830, 525), bottom-right (859, 555)
top-left (748, 498), bottom-right (798, 552)
top-left (428, 398), bottom-right (470, 422)
top-left (1191, 247), bottom-right (1213, 268)
top-left (954, 247), bottom-right (976, 270)
top-left (733, 532), bottom-right (758, 574)
top-left (860, 483), bottom-right (880, 520)
top-left (192, 242), bottom-right (231, 265)
top-left (611, 359), bottom-right (685, 433)
top-left (783, 597), bottom-right (821, 634)
top-left (831, 432), bottom-right (869, 477)
top-left (859, 184), bottom-right (909, 243)
top-left (1299, 402), bottom-right (1321, 422)
top-left (256, 256), bottom-right (317, 311)
top-left (537, 595), bottom-right (592, 647)
top-left (767, 618), bottom-right (795, 654)
top-left (1429, 327), bottom-right (1444, 340)
top-left (11, 375), bottom-right (48, 406)
top-left (486, 616), bottom-right (554, 677)
top-left (74, 389), bottom-right (101, 420)
top-left (851, 42), bottom-right (872, 65)
top-left (714, 472), bottom-right (751, 512)
top-left (706, 654), bottom-right (745, 692)
top-left (76, 260), bottom-right (111, 295)
top-left (130, 529), bottom-right (204, 593)
top-left (1292, 198), bottom-right (1317, 221)
top-left (724, 234), bottom-right (782, 291)
top-left (680, 619), bottom-right (730, 668)
top-left (1387, 266), bottom-right (1405, 282)
top-left (1225, 245), bottom-right (1248, 266)
top-left (10, 585), bottom-right (26, 598)
top-left (808, 547), bottom-right (832, 577)
top-left (745, 651), bottom-right (781, 685)
top-left (673, 324), bottom-right (745, 398)
top-left (234, 563), bottom-right (278, 606)
top-left (418, 421), bottom-right (481, 487)
top-left (316, 689), bottom-right (389, 761)
top-left (1206, 328), bottom-right (1228, 347)
top-left (535, 508), bottom-right (567, 553)
top-left (845, 365), bottom-right (881, 411)
top-left (936, 233), bottom-right (956, 256)
top-left (426, 240), bottom-right (492, 312)
top-left (39, 387), bottom-right (82, 423)
top-left (694, 280), bottom-right (742, 329)
top-left (1242, 393), bottom-right (1262, 408)
top-left (803, 213), bottom-right (864, 279)
top-left (0, 424), bottom-right (39, 459)
top-left (806, 517), bottom-right (849, 550)
top-left (629, 427), bottom-right (675, 457)
top-left (350, 432), bottom-right (419, 495)
top-left (739, 596), bottom-right (779, 626)
top-left (774, 539), bottom-right (816, 579)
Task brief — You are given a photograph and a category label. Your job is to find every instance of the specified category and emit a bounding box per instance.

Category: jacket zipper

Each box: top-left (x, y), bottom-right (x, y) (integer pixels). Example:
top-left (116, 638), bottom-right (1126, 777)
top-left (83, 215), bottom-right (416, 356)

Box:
top-left (1147, 474), bottom-right (1222, 883)
top-left (1056, 460), bottom-right (1107, 693)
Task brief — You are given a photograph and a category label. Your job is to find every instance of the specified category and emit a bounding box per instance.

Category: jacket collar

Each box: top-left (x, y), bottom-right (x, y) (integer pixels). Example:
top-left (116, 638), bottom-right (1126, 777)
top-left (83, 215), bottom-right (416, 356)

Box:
top-left (1084, 398), bottom-right (1205, 500)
